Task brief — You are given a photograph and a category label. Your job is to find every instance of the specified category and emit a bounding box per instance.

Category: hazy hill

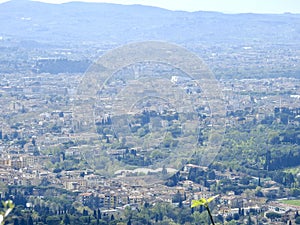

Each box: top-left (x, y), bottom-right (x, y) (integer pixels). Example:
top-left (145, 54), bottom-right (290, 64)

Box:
top-left (0, 0), bottom-right (299, 46)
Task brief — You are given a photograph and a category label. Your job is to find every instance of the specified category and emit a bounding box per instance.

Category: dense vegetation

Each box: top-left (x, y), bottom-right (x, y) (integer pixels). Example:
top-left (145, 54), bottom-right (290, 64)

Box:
top-left (0, 185), bottom-right (256, 225)
top-left (215, 107), bottom-right (300, 188)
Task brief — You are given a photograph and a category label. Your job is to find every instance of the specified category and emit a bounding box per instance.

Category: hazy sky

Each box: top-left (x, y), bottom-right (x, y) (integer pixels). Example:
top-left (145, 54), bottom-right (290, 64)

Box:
top-left (1, 0), bottom-right (300, 14)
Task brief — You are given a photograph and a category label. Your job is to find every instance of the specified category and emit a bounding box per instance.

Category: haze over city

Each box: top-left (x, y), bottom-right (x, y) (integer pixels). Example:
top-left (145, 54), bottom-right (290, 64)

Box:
top-left (0, 0), bottom-right (300, 224)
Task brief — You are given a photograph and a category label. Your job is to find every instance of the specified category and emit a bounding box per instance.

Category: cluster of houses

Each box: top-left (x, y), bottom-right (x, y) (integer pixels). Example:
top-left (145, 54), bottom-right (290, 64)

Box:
top-left (0, 72), bottom-right (300, 224)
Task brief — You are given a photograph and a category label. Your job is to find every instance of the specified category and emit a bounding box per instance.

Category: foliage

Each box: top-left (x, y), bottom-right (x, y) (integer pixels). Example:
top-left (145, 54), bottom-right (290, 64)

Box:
top-left (215, 108), bottom-right (300, 189)
top-left (191, 195), bottom-right (219, 225)
top-left (265, 211), bottom-right (281, 220)
top-left (0, 200), bottom-right (15, 225)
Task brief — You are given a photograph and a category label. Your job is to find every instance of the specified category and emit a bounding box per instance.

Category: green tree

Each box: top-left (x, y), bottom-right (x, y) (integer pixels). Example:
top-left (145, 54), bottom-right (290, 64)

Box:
top-left (63, 214), bottom-right (71, 225)
top-left (19, 218), bottom-right (26, 225)
top-left (266, 212), bottom-right (281, 221)
top-left (13, 219), bottom-right (19, 225)
top-left (247, 214), bottom-right (254, 225)
top-left (27, 216), bottom-right (34, 225)
top-left (46, 215), bottom-right (61, 225)
top-left (233, 213), bottom-right (240, 221)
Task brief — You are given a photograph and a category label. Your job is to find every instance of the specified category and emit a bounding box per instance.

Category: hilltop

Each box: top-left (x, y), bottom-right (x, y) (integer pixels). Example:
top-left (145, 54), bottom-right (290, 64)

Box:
top-left (0, 0), bottom-right (299, 45)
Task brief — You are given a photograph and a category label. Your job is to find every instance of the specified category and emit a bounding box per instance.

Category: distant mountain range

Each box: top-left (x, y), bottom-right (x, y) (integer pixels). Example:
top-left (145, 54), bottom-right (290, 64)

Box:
top-left (0, 0), bottom-right (299, 46)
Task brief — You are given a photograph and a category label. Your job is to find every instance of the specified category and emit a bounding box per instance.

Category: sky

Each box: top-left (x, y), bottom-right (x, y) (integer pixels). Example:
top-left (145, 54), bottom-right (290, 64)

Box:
top-left (0, 0), bottom-right (300, 14)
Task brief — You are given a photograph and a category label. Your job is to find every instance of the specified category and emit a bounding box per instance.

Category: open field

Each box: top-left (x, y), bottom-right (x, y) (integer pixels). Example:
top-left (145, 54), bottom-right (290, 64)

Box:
top-left (279, 199), bottom-right (300, 206)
